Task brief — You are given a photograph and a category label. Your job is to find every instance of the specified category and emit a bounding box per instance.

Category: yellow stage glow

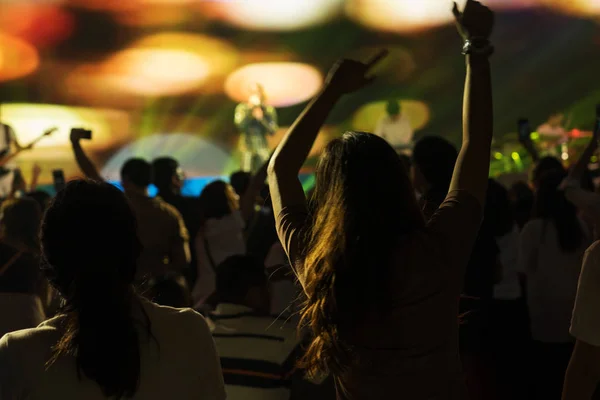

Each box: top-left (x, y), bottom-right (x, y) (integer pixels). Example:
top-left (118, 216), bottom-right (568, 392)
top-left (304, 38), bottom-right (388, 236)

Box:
top-left (266, 126), bottom-right (334, 158)
top-left (225, 63), bottom-right (323, 107)
top-left (346, 0), bottom-right (456, 33)
top-left (68, 33), bottom-right (239, 98)
top-left (542, 0), bottom-right (600, 16)
top-left (200, 0), bottom-right (344, 31)
top-left (0, 104), bottom-right (131, 183)
top-left (352, 100), bottom-right (431, 133)
top-left (0, 33), bottom-right (39, 82)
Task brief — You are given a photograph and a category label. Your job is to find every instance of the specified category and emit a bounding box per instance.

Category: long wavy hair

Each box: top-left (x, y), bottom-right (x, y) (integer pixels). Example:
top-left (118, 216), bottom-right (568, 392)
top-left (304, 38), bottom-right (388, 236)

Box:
top-left (299, 131), bottom-right (425, 377)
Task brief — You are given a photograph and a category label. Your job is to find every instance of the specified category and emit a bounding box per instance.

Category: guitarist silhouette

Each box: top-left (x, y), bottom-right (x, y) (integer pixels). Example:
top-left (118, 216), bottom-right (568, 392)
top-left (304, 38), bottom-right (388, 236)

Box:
top-left (0, 123), bottom-right (56, 196)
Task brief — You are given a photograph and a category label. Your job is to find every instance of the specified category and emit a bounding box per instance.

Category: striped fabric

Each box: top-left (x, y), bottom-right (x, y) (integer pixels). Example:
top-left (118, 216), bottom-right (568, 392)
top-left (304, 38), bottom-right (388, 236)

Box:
top-left (208, 304), bottom-right (302, 400)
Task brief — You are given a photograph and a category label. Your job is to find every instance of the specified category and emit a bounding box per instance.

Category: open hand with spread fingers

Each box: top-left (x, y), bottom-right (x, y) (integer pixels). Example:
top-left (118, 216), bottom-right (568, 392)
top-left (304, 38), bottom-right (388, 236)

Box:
top-left (453, 0), bottom-right (494, 40)
top-left (325, 50), bottom-right (388, 95)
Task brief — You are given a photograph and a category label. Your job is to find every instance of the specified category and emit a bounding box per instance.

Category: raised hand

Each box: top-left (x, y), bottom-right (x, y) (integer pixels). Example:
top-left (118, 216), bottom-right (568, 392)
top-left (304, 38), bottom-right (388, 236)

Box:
top-left (325, 50), bottom-right (388, 95)
top-left (453, 0), bottom-right (494, 40)
top-left (32, 164), bottom-right (41, 178)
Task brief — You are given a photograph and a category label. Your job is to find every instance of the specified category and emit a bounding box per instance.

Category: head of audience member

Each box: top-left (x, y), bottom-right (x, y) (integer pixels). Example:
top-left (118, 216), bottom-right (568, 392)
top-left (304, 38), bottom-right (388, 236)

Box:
top-left (386, 100), bottom-right (401, 119)
top-left (411, 136), bottom-right (458, 201)
top-left (229, 170), bottom-right (252, 197)
top-left (534, 170), bottom-right (584, 253)
top-left (398, 154), bottom-right (411, 172)
top-left (40, 180), bottom-right (143, 398)
top-left (530, 156), bottom-right (564, 191)
top-left (216, 255), bottom-right (270, 315)
top-left (120, 158), bottom-right (151, 195)
top-left (146, 274), bottom-right (192, 308)
top-left (153, 157), bottom-right (184, 197)
top-left (509, 181), bottom-right (534, 230)
top-left (0, 197), bottom-right (41, 253)
top-left (26, 190), bottom-right (51, 212)
top-left (485, 179), bottom-right (514, 237)
top-left (199, 180), bottom-right (238, 221)
top-left (301, 131), bottom-right (424, 375)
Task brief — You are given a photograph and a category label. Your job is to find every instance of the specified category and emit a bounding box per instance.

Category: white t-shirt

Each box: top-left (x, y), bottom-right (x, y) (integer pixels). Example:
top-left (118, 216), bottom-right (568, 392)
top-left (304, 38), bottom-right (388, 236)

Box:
top-left (192, 211), bottom-right (246, 308)
top-left (571, 241), bottom-right (600, 346)
top-left (374, 114), bottom-right (414, 148)
top-left (518, 218), bottom-right (590, 342)
top-left (0, 298), bottom-right (226, 399)
top-left (494, 226), bottom-right (522, 300)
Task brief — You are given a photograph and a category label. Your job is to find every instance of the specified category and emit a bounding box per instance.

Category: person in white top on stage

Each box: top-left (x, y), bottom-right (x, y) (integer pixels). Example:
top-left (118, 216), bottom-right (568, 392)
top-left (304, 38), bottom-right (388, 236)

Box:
top-left (374, 100), bottom-right (414, 152)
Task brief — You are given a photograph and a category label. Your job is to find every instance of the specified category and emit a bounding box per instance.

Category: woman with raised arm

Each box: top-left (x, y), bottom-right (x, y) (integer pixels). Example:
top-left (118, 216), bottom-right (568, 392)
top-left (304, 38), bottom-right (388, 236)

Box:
top-left (268, 1), bottom-right (494, 398)
top-left (0, 181), bottom-right (225, 400)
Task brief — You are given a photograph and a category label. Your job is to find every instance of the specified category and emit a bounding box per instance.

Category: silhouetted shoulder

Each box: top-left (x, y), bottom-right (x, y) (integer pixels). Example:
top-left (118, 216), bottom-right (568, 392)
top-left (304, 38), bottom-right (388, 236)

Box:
top-left (141, 299), bottom-right (212, 337)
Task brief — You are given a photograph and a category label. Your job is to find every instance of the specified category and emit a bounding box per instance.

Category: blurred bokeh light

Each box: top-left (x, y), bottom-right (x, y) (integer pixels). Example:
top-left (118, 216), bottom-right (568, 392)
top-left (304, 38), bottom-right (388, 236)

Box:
top-left (0, 4), bottom-right (74, 48)
top-left (266, 126), bottom-right (334, 158)
top-left (67, 33), bottom-right (239, 98)
top-left (542, 0), bottom-right (600, 16)
top-left (225, 62), bottom-right (323, 107)
top-left (102, 133), bottom-right (231, 181)
top-left (352, 100), bottom-right (431, 133)
top-left (200, 0), bottom-right (344, 31)
top-left (0, 33), bottom-right (39, 82)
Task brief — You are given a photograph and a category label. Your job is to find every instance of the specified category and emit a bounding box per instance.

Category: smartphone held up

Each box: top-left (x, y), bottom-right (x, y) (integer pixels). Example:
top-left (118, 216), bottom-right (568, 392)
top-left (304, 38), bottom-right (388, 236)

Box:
top-left (52, 169), bottom-right (66, 193)
top-left (71, 128), bottom-right (92, 141)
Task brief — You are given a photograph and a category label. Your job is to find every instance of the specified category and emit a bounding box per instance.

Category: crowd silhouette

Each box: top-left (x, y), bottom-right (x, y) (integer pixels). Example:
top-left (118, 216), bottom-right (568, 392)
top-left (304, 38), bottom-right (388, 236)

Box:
top-left (1, 1), bottom-right (600, 399)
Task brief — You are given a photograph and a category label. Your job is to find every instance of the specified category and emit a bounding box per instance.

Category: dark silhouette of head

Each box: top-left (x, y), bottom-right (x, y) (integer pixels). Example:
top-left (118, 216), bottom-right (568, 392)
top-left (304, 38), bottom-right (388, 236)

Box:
top-left (199, 180), bottom-right (238, 221)
top-left (485, 179), bottom-right (514, 237)
top-left (509, 181), bottom-right (534, 230)
top-left (120, 158), bottom-right (151, 192)
top-left (386, 100), bottom-right (401, 117)
top-left (229, 170), bottom-right (252, 196)
top-left (26, 190), bottom-right (51, 212)
top-left (411, 136), bottom-right (458, 197)
top-left (301, 131), bottom-right (424, 377)
top-left (147, 273), bottom-right (192, 308)
top-left (41, 180), bottom-right (143, 398)
top-left (152, 157), bottom-right (183, 196)
top-left (216, 255), bottom-right (269, 314)
top-left (530, 156), bottom-right (564, 190)
top-left (534, 170), bottom-right (584, 253)
top-left (0, 196), bottom-right (41, 252)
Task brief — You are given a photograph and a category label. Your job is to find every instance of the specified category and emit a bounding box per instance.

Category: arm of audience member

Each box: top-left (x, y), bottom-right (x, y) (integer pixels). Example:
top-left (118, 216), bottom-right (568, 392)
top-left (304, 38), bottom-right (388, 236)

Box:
top-left (563, 243), bottom-right (600, 400)
top-left (70, 130), bottom-right (103, 182)
top-left (519, 136), bottom-right (540, 164)
top-left (268, 54), bottom-right (386, 282)
top-left (448, 1), bottom-right (494, 206)
top-left (570, 123), bottom-right (599, 184)
top-left (240, 156), bottom-right (271, 222)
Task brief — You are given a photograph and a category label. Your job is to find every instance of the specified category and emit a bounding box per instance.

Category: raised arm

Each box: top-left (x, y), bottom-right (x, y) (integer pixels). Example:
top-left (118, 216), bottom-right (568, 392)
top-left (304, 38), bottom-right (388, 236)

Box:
top-left (449, 0), bottom-right (495, 206)
top-left (569, 116), bottom-right (599, 184)
top-left (70, 129), bottom-right (103, 182)
top-left (268, 53), bottom-right (387, 216)
top-left (240, 156), bottom-right (271, 222)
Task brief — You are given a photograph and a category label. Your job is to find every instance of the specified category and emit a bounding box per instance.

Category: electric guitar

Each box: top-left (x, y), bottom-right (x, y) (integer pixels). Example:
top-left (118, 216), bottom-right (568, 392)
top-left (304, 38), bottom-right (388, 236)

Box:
top-left (0, 127), bottom-right (58, 177)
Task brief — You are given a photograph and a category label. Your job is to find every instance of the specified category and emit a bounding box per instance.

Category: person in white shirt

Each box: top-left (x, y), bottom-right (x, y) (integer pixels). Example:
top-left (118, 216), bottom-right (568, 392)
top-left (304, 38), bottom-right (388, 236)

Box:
top-left (374, 100), bottom-right (414, 152)
top-left (0, 180), bottom-right (225, 400)
top-left (518, 170), bottom-right (591, 399)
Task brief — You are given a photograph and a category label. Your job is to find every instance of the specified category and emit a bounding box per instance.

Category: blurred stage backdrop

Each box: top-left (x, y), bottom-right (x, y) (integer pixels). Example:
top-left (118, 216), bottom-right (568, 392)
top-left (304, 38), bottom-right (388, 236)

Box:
top-left (0, 0), bottom-right (599, 191)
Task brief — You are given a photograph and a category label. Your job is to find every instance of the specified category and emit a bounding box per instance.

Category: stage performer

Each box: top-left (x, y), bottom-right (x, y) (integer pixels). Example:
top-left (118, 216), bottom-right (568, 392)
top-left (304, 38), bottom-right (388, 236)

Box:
top-left (375, 99), bottom-right (414, 153)
top-left (234, 84), bottom-right (278, 173)
top-left (0, 123), bottom-right (29, 196)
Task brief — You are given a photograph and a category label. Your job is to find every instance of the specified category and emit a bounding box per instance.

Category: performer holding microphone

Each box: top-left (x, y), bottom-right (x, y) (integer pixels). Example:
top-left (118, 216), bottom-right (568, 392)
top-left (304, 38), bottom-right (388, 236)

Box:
top-left (234, 84), bottom-right (278, 173)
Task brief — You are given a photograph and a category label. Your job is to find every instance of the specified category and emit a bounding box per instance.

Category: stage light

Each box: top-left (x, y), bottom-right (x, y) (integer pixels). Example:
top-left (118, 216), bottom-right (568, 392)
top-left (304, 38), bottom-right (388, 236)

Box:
top-left (265, 126), bottom-right (334, 158)
top-left (101, 134), bottom-right (231, 180)
top-left (0, 4), bottom-right (74, 48)
top-left (199, 0), bottom-right (344, 31)
top-left (0, 34), bottom-right (39, 82)
top-left (542, 0), bottom-right (600, 16)
top-left (68, 33), bottom-right (238, 98)
top-left (225, 63), bottom-right (323, 107)
top-left (351, 100), bottom-right (430, 133)
top-left (0, 103), bottom-right (131, 183)
top-left (494, 152), bottom-right (504, 160)
top-left (346, 0), bottom-right (456, 33)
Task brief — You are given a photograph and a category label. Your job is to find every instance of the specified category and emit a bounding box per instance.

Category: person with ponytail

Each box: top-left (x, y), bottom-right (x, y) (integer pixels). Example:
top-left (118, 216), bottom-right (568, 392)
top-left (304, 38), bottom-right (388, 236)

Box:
top-left (267, 1), bottom-right (494, 398)
top-left (0, 180), bottom-right (225, 400)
